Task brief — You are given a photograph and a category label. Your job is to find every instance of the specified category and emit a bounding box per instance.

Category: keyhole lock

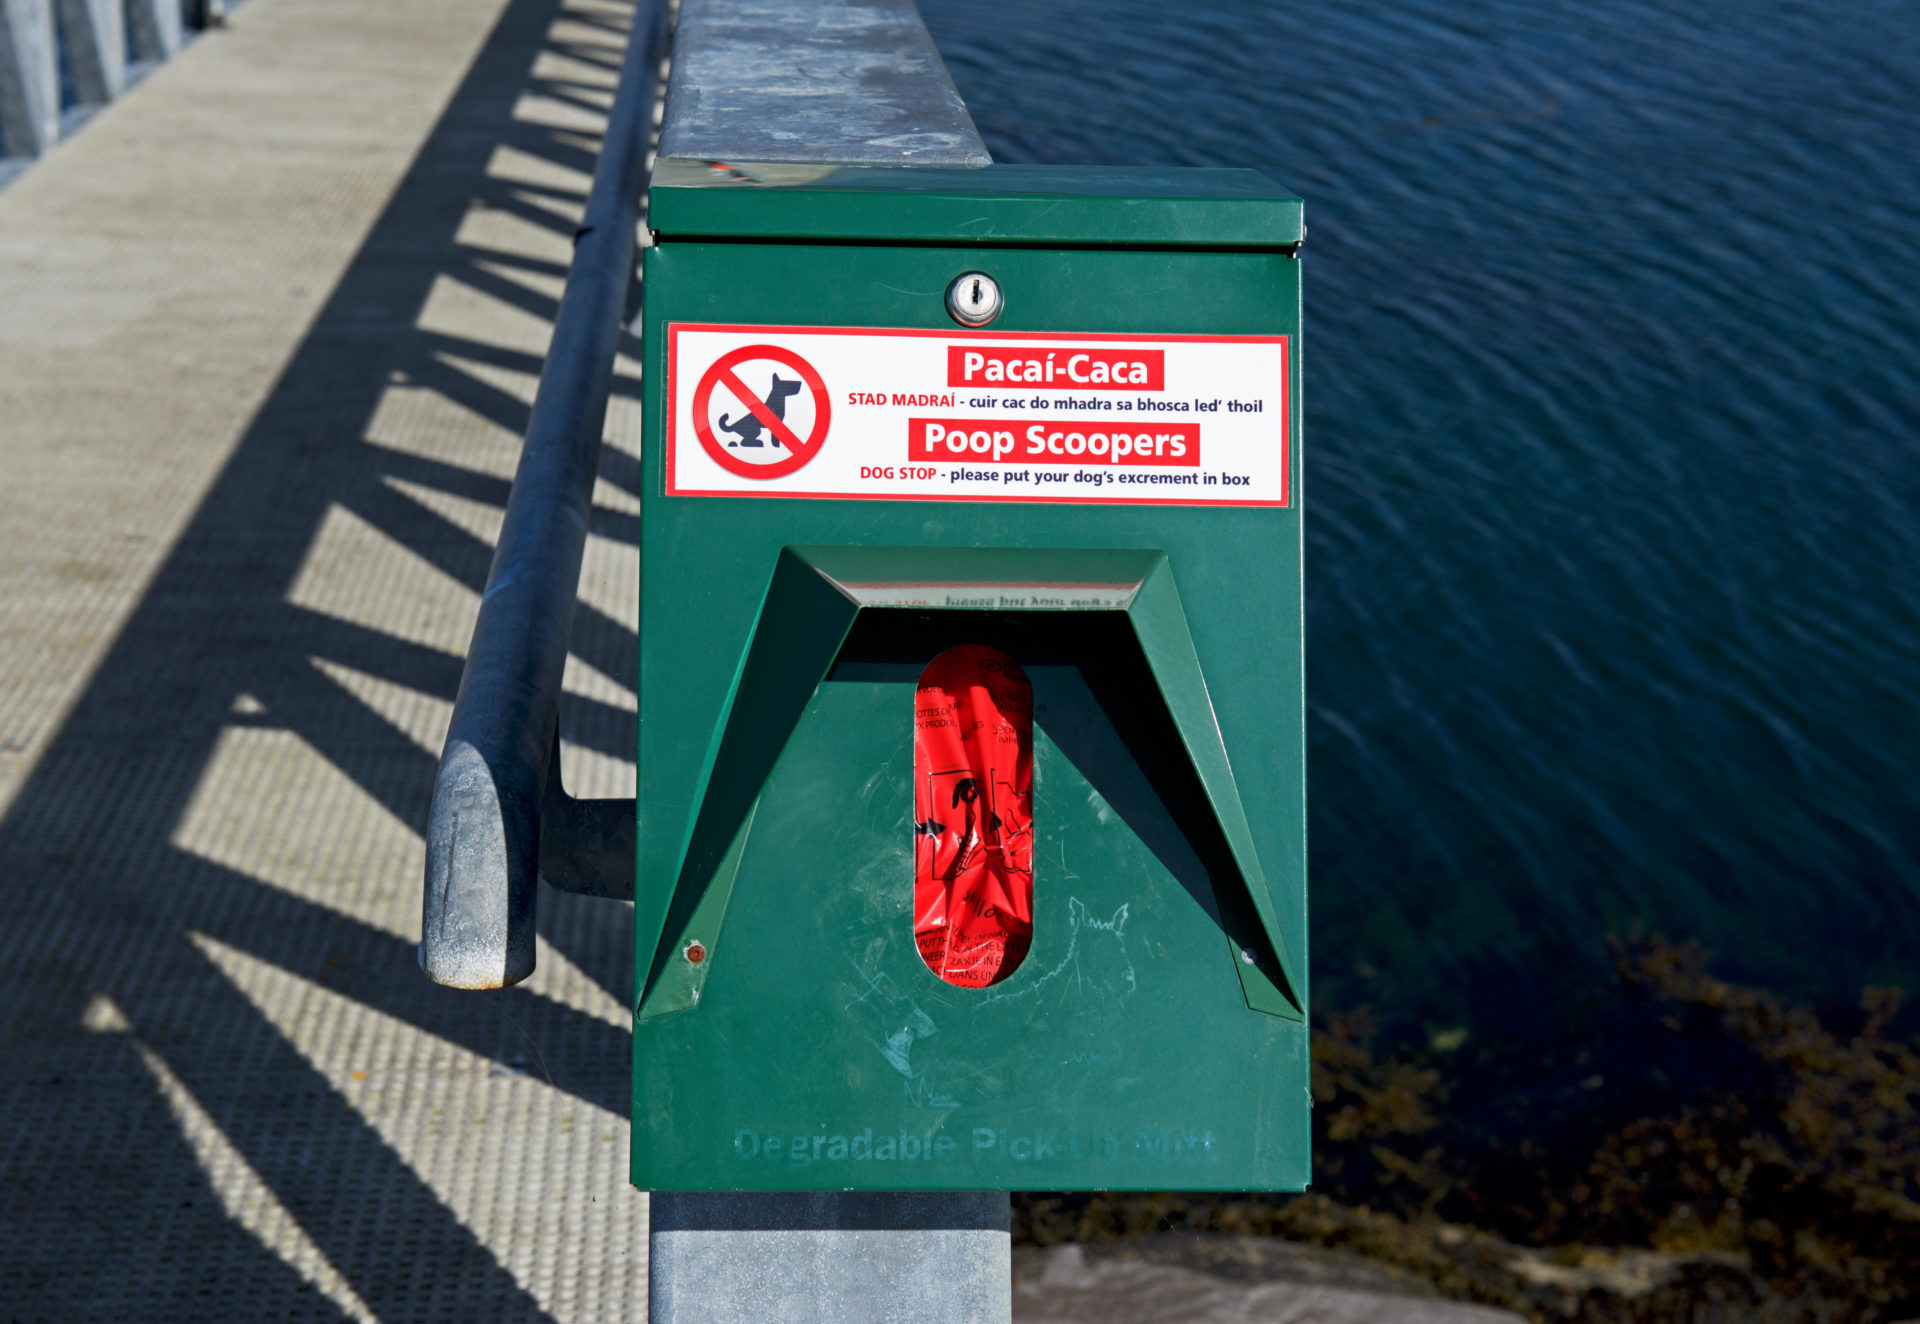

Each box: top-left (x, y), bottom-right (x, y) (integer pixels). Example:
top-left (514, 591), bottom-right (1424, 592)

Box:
top-left (945, 271), bottom-right (1003, 327)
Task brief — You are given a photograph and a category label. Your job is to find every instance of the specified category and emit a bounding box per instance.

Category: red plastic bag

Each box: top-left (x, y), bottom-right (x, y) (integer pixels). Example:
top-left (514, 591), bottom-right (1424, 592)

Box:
top-left (914, 644), bottom-right (1034, 987)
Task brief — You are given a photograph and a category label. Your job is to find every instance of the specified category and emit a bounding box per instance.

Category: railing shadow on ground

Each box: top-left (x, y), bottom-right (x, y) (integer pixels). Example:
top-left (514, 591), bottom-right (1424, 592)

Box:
top-left (0, 0), bottom-right (645, 1316)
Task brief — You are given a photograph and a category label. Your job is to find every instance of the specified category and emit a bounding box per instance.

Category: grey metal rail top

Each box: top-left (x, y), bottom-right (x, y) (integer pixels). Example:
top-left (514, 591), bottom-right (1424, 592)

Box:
top-left (658, 0), bottom-right (989, 167)
top-left (419, 0), bottom-right (989, 990)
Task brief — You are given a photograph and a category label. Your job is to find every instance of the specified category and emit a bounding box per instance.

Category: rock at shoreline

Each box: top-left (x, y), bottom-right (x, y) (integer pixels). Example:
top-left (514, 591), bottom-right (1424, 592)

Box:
top-left (1014, 1236), bottom-right (1528, 1323)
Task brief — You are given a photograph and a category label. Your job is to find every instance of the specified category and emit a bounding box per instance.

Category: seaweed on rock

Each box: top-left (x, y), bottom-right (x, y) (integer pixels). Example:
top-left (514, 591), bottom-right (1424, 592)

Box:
top-left (1013, 934), bottom-right (1920, 1323)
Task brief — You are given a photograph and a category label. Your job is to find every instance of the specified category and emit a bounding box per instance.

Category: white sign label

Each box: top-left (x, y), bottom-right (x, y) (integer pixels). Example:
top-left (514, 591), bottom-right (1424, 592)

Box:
top-left (665, 323), bottom-right (1289, 506)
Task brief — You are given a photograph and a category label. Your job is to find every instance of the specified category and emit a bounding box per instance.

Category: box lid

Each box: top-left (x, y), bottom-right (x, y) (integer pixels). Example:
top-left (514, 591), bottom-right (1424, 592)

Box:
top-left (647, 161), bottom-right (1304, 249)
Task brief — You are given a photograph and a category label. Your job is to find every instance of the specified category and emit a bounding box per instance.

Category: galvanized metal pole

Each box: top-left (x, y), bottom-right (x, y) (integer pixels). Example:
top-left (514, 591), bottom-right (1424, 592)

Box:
top-left (644, 6), bottom-right (1005, 1317)
top-left (650, 1192), bottom-right (1011, 1324)
top-left (56, 0), bottom-right (126, 105)
top-left (124, 0), bottom-right (179, 63)
top-left (0, 0), bottom-right (59, 158)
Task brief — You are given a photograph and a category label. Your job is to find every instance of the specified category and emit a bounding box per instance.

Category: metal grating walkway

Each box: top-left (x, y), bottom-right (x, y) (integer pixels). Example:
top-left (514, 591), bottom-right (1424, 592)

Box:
top-left (0, 0), bottom-right (647, 1317)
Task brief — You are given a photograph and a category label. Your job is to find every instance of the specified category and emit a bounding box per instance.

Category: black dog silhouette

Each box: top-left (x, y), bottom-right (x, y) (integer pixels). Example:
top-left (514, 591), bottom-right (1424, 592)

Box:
top-left (720, 374), bottom-right (803, 448)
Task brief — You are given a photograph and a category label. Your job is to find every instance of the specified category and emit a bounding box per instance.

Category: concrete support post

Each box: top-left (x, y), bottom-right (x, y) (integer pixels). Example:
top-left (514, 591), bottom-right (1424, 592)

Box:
top-left (649, 1192), bottom-right (1012, 1324)
top-left (56, 0), bottom-right (124, 103)
top-left (0, 0), bottom-right (59, 158)
top-left (124, 0), bottom-right (177, 61)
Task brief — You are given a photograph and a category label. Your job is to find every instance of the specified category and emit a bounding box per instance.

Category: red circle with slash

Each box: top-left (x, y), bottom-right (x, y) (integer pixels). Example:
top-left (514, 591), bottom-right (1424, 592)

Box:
top-left (692, 344), bottom-right (832, 480)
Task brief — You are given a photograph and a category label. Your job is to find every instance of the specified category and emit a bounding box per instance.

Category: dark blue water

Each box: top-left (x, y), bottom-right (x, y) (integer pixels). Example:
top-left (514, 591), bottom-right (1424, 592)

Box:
top-left (920, 0), bottom-right (1920, 1034)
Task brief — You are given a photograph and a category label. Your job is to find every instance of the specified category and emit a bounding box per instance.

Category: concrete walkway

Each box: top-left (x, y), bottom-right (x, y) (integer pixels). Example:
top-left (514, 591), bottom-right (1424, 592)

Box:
top-left (0, 0), bottom-right (646, 1316)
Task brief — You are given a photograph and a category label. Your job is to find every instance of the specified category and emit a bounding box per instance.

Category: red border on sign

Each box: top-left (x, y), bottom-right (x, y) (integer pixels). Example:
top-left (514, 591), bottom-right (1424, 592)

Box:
top-left (690, 343), bottom-right (832, 480)
top-left (665, 324), bottom-right (1290, 508)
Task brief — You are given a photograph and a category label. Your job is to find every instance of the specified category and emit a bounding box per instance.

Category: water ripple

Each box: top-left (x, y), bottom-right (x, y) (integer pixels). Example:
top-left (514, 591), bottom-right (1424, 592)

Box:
top-left (921, 0), bottom-right (1920, 1032)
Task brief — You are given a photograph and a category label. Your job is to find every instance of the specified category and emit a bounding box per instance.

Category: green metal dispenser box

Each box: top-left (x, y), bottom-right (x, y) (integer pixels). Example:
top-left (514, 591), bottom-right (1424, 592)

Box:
top-left (633, 163), bottom-right (1307, 1192)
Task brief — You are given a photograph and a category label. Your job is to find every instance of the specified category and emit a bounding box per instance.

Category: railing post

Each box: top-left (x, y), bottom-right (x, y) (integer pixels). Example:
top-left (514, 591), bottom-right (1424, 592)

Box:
top-left (649, 1193), bottom-right (1011, 1324)
top-left (640, 3), bottom-right (1006, 1318)
top-left (0, 0), bottom-right (59, 158)
top-left (125, 0), bottom-right (179, 63)
top-left (56, 0), bottom-right (126, 105)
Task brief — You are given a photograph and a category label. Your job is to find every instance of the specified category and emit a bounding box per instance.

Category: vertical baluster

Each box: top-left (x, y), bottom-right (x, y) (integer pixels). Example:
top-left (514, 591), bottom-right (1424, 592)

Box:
top-left (56, 0), bottom-right (124, 104)
top-left (0, 0), bottom-right (60, 157)
top-left (123, 0), bottom-right (176, 63)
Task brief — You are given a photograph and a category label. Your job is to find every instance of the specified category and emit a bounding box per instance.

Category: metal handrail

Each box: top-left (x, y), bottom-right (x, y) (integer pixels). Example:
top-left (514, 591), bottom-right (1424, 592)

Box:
top-left (420, 0), bottom-right (670, 989)
top-left (418, 0), bottom-right (991, 991)
top-left (420, 3), bottom-right (1010, 1312)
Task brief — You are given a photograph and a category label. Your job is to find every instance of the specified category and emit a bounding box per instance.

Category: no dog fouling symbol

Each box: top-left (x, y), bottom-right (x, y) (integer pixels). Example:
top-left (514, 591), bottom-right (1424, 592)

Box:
top-left (692, 344), bottom-right (832, 480)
